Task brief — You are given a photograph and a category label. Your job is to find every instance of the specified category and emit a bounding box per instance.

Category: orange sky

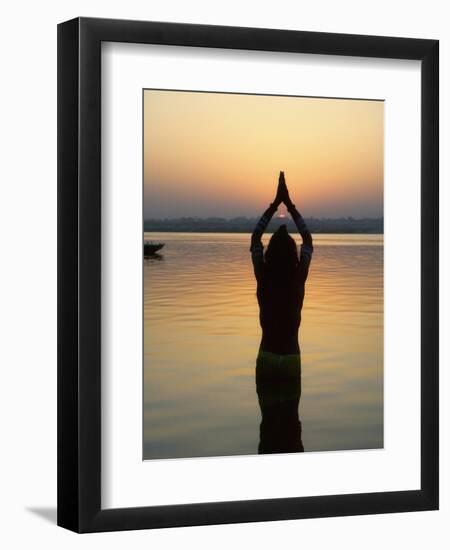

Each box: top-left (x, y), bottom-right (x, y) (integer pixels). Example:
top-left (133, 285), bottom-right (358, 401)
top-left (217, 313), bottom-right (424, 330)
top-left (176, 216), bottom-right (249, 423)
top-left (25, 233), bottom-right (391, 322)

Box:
top-left (144, 90), bottom-right (383, 219)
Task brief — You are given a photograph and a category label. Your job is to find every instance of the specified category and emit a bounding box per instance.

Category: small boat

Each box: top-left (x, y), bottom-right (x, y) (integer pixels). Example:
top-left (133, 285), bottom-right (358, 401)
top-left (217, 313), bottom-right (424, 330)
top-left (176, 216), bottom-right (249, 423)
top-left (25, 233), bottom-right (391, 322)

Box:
top-left (144, 241), bottom-right (164, 255)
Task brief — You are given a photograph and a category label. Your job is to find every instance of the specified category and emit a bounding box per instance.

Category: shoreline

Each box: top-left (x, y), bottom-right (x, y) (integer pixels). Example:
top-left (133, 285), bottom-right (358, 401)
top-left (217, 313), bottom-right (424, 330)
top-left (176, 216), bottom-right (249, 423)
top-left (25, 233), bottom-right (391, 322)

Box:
top-left (143, 229), bottom-right (384, 235)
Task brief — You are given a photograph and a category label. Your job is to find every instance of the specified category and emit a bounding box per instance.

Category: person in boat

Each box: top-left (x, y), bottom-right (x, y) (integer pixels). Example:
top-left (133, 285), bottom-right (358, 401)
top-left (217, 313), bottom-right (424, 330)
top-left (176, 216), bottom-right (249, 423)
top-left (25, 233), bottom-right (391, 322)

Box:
top-left (144, 241), bottom-right (164, 255)
top-left (250, 171), bottom-right (313, 453)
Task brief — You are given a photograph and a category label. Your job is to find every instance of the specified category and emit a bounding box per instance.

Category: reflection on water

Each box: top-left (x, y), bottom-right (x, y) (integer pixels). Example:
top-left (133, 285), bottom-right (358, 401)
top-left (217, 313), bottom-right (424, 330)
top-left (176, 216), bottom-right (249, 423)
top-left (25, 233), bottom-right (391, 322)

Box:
top-left (256, 351), bottom-right (303, 454)
top-left (144, 252), bottom-right (164, 263)
top-left (144, 232), bottom-right (383, 460)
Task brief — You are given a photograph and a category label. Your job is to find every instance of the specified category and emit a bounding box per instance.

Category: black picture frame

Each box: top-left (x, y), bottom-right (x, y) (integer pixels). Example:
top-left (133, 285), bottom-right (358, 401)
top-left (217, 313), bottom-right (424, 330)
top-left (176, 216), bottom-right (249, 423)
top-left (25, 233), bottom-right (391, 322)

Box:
top-left (57, 17), bottom-right (439, 533)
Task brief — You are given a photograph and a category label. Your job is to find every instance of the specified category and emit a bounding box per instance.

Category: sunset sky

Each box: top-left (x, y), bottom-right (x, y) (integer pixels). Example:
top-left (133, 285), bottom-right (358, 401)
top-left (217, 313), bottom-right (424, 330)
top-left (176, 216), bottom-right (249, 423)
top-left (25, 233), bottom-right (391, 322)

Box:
top-left (143, 90), bottom-right (383, 219)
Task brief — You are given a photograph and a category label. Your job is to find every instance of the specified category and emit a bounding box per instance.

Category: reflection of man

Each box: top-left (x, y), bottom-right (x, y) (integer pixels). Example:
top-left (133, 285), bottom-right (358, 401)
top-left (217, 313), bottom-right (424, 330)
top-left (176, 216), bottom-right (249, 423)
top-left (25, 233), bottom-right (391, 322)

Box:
top-left (256, 352), bottom-right (303, 454)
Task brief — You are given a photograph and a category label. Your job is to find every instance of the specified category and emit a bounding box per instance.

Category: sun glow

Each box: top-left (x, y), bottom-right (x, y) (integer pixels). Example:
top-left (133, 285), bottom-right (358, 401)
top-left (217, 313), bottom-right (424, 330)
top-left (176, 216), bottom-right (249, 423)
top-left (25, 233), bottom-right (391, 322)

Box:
top-left (144, 90), bottom-right (383, 219)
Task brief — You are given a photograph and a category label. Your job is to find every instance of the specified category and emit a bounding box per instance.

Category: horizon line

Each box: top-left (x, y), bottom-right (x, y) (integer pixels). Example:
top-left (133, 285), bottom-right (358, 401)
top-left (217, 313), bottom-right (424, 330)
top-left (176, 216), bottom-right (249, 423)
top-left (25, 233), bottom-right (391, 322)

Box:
top-left (144, 215), bottom-right (384, 221)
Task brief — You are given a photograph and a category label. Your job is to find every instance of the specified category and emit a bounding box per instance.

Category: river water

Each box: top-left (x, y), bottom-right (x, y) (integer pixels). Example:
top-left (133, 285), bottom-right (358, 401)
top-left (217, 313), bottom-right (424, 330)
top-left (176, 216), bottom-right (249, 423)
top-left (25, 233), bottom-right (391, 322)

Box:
top-left (143, 232), bottom-right (383, 459)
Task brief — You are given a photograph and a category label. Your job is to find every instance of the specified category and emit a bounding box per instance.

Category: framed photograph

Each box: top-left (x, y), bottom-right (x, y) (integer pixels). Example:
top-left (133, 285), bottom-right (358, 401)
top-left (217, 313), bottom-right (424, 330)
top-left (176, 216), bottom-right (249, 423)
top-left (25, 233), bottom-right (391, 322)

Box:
top-left (57, 17), bottom-right (439, 532)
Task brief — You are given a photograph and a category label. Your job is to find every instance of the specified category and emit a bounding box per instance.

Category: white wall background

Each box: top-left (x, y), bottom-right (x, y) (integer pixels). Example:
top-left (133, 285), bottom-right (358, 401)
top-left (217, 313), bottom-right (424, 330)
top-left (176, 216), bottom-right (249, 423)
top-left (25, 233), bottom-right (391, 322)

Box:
top-left (0, 0), bottom-right (447, 548)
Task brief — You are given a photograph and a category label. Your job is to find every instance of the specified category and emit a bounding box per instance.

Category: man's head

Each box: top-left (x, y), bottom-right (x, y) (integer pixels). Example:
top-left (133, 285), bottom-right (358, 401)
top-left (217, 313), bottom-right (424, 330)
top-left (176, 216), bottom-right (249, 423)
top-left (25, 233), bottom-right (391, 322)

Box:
top-left (265, 225), bottom-right (299, 276)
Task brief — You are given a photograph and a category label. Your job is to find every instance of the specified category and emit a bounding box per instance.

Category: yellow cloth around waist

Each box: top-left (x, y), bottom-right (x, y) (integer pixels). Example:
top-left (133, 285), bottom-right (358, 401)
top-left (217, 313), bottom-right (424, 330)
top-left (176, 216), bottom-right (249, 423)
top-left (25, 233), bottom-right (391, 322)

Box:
top-left (256, 350), bottom-right (301, 369)
top-left (256, 350), bottom-right (301, 407)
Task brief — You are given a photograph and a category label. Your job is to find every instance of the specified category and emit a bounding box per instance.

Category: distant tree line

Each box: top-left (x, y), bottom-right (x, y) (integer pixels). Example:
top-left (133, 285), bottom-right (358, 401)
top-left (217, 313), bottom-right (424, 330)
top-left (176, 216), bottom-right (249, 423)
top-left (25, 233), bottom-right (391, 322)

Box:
top-left (144, 216), bottom-right (383, 234)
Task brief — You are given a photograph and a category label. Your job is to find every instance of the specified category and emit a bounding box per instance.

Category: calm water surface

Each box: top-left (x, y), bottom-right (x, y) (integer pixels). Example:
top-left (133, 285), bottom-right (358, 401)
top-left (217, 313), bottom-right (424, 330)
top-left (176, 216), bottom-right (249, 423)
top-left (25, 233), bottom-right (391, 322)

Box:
top-left (144, 232), bottom-right (383, 459)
